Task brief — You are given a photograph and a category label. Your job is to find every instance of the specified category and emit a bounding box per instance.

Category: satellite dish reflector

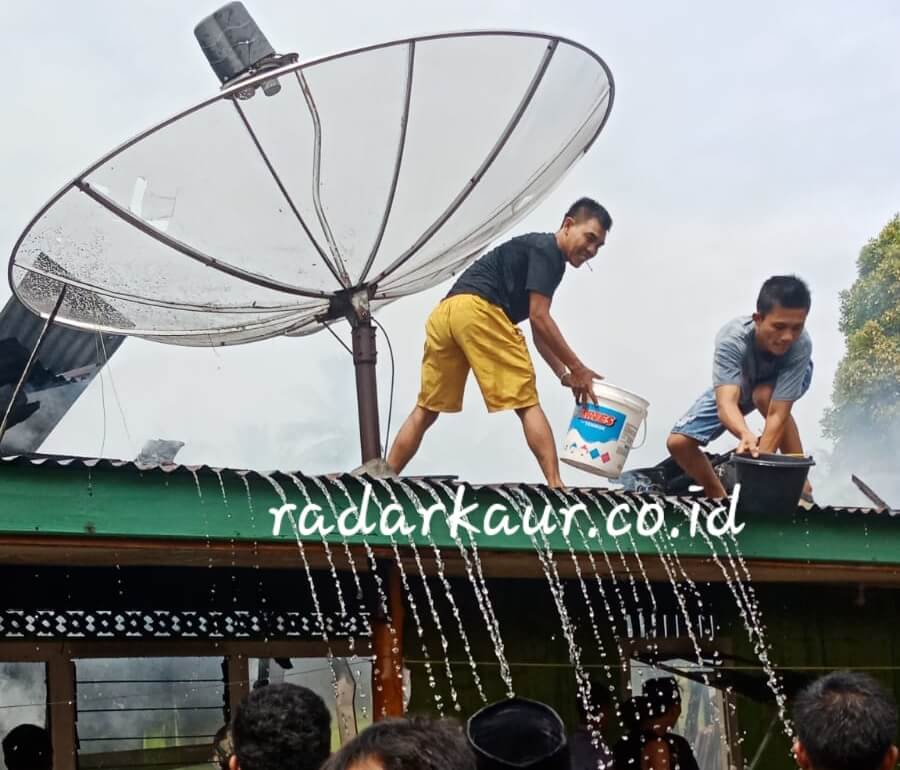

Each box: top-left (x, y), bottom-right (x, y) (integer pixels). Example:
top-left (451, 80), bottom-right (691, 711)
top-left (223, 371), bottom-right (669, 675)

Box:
top-left (8, 31), bottom-right (614, 346)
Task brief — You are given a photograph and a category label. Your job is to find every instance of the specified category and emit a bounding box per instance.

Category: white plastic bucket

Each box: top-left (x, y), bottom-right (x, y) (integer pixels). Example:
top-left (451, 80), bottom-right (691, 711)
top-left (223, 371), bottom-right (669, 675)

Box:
top-left (560, 381), bottom-right (649, 479)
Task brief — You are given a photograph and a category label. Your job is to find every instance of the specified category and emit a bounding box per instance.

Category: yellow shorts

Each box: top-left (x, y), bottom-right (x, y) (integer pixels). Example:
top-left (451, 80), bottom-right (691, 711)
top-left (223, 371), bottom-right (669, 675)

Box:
top-left (416, 294), bottom-right (539, 413)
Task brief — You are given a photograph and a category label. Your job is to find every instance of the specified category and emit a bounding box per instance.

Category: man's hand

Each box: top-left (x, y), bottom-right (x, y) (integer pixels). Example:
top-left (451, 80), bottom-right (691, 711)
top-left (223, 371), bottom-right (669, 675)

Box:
top-left (736, 431), bottom-right (760, 458)
top-left (562, 365), bottom-right (603, 405)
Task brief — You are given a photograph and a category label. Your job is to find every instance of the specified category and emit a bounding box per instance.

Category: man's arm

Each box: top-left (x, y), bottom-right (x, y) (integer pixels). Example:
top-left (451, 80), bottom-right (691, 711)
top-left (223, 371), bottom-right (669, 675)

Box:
top-left (758, 399), bottom-right (793, 453)
top-left (528, 292), bottom-right (601, 403)
top-left (528, 292), bottom-right (585, 372)
top-left (715, 385), bottom-right (759, 456)
top-left (758, 337), bottom-right (810, 453)
top-left (531, 324), bottom-right (567, 379)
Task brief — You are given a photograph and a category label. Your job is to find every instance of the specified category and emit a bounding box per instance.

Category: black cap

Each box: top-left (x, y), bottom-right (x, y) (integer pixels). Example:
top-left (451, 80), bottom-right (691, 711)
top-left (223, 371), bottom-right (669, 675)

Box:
top-left (466, 697), bottom-right (569, 770)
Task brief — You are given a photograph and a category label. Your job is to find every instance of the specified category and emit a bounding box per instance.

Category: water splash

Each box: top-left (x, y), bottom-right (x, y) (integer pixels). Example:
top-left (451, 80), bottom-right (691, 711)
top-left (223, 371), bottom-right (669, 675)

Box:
top-left (537, 485), bottom-right (616, 757)
top-left (189, 468), bottom-right (203, 500)
top-left (189, 468), bottom-right (217, 606)
top-left (306, 474), bottom-right (373, 718)
top-left (548, 488), bottom-right (632, 718)
top-left (213, 468), bottom-right (228, 507)
top-left (494, 484), bottom-right (594, 737)
top-left (391, 478), bottom-right (487, 705)
top-left (285, 474), bottom-right (348, 620)
top-left (364, 479), bottom-right (449, 714)
top-left (212, 469), bottom-right (239, 605)
top-left (595, 492), bottom-right (645, 613)
top-left (426, 479), bottom-right (514, 699)
top-left (239, 473), bottom-right (268, 614)
top-left (261, 472), bottom-right (341, 717)
top-left (329, 477), bottom-right (404, 717)
top-left (670, 495), bottom-right (791, 736)
top-left (573, 490), bottom-right (638, 635)
top-left (640, 498), bottom-right (730, 756)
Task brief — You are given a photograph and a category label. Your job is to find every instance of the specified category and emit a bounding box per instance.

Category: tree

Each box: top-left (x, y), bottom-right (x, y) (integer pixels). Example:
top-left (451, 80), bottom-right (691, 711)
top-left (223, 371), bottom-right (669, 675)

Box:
top-left (822, 214), bottom-right (900, 465)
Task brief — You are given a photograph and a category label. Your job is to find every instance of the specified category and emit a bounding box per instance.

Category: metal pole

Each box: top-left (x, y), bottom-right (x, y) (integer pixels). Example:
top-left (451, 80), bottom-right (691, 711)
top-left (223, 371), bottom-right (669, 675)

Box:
top-left (0, 287), bottom-right (67, 446)
top-left (748, 711), bottom-right (780, 770)
top-left (351, 318), bottom-right (382, 464)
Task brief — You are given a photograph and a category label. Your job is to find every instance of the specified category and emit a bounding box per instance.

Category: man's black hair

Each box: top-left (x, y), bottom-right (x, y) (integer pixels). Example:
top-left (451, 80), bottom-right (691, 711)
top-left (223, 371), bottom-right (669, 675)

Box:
top-left (323, 717), bottom-right (475, 770)
top-left (643, 677), bottom-right (681, 714)
top-left (756, 275), bottom-right (811, 316)
top-left (793, 671), bottom-right (898, 770)
top-left (232, 683), bottom-right (331, 770)
top-left (563, 198), bottom-right (612, 231)
top-left (2, 724), bottom-right (52, 770)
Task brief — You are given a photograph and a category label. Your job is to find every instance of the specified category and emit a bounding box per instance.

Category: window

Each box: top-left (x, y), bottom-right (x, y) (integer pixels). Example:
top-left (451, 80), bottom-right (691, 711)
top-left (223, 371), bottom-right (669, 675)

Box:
top-left (75, 657), bottom-right (225, 770)
top-left (629, 657), bottom-right (735, 770)
top-left (0, 663), bottom-right (48, 770)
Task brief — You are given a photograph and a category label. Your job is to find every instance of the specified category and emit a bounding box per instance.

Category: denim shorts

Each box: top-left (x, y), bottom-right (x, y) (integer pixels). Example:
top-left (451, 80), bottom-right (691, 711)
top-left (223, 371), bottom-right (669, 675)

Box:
top-left (670, 361), bottom-right (813, 446)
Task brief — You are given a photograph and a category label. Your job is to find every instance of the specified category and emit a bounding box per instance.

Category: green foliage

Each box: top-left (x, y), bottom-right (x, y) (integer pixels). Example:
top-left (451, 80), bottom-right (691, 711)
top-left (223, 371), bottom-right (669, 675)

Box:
top-left (822, 214), bottom-right (900, 463)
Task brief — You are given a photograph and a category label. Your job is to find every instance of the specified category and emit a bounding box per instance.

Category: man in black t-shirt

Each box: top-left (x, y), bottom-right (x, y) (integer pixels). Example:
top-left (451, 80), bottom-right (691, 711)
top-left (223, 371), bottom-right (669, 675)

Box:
top-left (386, 198), bottom-right (612, 487)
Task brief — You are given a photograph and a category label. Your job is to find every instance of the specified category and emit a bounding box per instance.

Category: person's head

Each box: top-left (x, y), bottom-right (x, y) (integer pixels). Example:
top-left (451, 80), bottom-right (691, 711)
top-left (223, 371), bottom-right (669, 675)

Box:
top-left (323, 717), bottom-right (474, 770)
top-left (556, 198), bottom-right (612, 268)
top-left (467, 697), bottom-right (569, 770)
top-left (641, 678), bottom-right (682, 736)
top-left (230, 684), bottom-right (331, 770)
top-left (576, 681), bottom-right (614, 733)
top-left (792, 671), bottom-right (899, 770)
top-left (213, 725), bottom-right (233, 770)
top-left (753, 275), bottom-right (811, 357)
top-left (2, 724), bottom-right (52, 770)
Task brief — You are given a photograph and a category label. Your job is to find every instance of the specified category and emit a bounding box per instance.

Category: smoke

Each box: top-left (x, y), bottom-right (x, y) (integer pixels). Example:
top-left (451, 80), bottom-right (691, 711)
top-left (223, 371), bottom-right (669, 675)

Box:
top-left (808, 429), bottom-right (900, 509)
top-left (815, 373), bottom-right (900, 508)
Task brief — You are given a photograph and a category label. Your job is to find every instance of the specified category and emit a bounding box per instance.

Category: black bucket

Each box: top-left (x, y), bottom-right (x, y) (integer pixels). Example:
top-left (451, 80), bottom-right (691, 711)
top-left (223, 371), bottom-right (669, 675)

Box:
top-left (730, 453), bottom-right (815, 514)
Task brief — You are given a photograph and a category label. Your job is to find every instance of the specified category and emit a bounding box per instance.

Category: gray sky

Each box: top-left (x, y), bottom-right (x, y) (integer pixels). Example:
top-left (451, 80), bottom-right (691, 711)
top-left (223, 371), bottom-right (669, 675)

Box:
top-left (3, 1), bottom-right (899, 504)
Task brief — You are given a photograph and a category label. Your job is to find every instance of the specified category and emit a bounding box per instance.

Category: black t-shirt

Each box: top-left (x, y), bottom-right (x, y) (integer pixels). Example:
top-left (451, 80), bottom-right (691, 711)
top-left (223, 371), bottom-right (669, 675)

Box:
top-left (446, 232), bottom-right (566, 323)
top-left (613, 732), bottom-right (700, 770)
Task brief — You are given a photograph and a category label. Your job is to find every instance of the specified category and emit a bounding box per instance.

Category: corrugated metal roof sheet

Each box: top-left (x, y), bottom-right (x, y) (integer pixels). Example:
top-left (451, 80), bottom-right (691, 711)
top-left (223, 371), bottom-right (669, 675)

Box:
top-left (0, 295), bottom-right (124, 381)
top-left (0, 293), bottom-right (125, 453)
top-left (1, 452), bottom-right (895, 518)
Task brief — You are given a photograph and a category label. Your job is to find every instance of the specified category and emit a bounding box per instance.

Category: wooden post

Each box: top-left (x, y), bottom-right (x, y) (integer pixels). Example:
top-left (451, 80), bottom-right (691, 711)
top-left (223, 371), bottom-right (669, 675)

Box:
top-left (226, 653), bottom-right (251, 718)
top-left (372, 561), bottom-right (405, 719)
top-left (47, 655), bottom-right (76, 770)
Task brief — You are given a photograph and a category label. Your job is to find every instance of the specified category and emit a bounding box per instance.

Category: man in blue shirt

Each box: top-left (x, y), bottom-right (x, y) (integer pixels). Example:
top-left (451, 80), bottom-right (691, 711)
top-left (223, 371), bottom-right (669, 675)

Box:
top-left (667, 275), bottom-right (814, 498)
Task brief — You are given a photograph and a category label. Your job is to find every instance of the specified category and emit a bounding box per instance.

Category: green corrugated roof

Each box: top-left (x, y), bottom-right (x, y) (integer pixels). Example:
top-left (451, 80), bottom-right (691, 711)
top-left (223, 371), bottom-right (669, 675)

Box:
top-left (1, 454), bottom-right (898, 568)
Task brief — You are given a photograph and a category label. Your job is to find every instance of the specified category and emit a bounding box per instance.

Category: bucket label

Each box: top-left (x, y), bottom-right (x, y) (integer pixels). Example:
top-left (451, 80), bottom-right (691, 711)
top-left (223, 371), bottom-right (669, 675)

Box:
top-left (570, 403), bottom-right (627, 444)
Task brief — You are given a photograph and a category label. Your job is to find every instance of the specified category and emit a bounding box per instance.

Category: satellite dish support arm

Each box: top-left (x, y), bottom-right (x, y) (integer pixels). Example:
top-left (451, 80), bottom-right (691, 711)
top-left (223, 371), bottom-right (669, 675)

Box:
top-left (338, 288), bottom-right (382, 464)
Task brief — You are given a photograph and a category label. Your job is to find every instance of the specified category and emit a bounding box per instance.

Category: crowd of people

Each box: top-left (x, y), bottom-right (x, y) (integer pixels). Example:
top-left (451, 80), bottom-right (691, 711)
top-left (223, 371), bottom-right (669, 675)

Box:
top-left (1, 670), bottom-right (894, 770)
top-left (208, 670), bottom-right (896, 770)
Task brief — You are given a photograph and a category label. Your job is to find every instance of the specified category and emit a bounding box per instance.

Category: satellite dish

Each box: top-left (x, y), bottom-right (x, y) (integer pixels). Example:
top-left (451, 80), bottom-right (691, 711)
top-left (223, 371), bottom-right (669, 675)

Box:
top-left (7, 13), bottom-right (614, 463)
